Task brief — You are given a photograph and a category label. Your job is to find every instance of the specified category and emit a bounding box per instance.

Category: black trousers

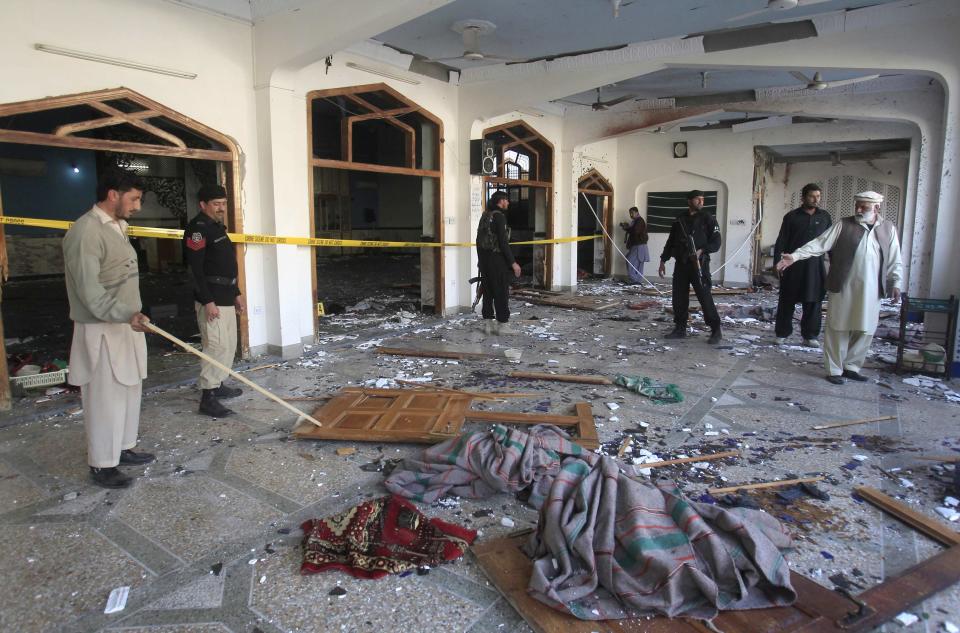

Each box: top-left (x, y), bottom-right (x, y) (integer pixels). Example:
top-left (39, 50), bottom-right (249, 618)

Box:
top-left (774, 298), bottom-right (823, 339)
top-left (672, 261), bottom-right (720, 329)
top-left (478, 252), bottom-right (511, 322)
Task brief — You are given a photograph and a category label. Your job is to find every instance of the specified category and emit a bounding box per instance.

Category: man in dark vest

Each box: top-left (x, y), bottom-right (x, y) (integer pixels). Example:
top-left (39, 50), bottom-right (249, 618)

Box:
top-left (476, 191), bottom-right (521, 335)
top-left (777, 191), bottom-right (902, 384)
top-left (773, 183), bottom-right (832, 347)
top-left (658, 190), bottom-right (723, 344)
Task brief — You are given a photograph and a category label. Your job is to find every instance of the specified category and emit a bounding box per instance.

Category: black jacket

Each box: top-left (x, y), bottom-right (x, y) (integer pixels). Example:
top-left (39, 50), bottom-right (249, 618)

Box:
top-left (660, 211), bottom-right (721, 266)
top-left (183, 213), bottom-right (240, 306)
top-left (476, 210), bottom-right (515, 266)
top-left (774, 206), bottom-right (832, 302)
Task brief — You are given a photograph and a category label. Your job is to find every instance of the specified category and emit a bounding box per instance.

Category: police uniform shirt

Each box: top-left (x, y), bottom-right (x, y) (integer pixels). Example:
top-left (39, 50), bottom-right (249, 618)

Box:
top-left (183, 213), bottom-right (239, 306)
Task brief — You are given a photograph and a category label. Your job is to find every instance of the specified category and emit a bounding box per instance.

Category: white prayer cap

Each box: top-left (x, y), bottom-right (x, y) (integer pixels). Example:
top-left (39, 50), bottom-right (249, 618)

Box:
top-left (854, 190), bottom-right (884, 203)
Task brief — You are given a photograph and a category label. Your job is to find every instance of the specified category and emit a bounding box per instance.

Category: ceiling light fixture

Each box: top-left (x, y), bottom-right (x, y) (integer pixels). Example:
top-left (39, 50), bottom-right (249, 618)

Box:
top-left (34, 44), bottom-right (197, 79)
top-left (345, 61), bottom-right (421, 85)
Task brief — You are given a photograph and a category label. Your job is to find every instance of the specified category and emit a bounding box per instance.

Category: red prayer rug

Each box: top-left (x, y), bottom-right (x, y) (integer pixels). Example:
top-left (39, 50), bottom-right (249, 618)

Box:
top-left (300, 494), bottom-right (476, 579)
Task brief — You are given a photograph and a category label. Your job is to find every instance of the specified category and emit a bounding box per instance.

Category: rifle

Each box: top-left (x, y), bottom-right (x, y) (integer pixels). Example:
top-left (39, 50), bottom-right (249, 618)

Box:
top-left (678, 218), bottom-right (705, 291)
top-left (469, 275), bottom-right (484, 311)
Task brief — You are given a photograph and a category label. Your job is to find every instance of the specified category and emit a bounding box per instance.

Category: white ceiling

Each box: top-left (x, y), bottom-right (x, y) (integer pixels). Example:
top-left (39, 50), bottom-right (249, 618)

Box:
top-left (373, 0), bottom-right (902, 68)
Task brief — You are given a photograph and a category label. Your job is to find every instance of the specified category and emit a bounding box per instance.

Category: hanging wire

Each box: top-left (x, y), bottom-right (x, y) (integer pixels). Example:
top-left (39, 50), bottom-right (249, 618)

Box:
top-left (579, 191), bottom-right (665, 296)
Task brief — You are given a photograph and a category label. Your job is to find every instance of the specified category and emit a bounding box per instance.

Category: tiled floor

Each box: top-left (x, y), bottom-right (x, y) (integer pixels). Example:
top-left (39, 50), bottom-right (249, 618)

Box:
top-left (1, 282), bottom-right (958, 632)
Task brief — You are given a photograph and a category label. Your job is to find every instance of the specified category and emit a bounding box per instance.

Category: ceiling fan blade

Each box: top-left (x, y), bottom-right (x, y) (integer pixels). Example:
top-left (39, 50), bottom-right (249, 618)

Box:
top-left (820, 74), bottom-right (881, 89)
top-left (797, 0), bottom-right (832, 6)
top-left (479, 54), bottom-right (525, 63)
top-left (726, 8), bottom-right (769, 22)
top-left (789, 71), bottom-right (812, 84)
top-left (599, 94), bottom-right (639, 107)
top-left (553, 99), bottom-right (594, 107)
top-left (425, 56), bottom-right (468, 63)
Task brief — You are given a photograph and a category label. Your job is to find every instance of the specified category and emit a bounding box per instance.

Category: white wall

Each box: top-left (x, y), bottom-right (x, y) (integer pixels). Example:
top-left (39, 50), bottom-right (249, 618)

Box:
top-left (761, 156), bottom-right (910, 262)
top-left (0, 0), bottom-right (266, 350)
top-left (614, 119), bottom-right (917, 285)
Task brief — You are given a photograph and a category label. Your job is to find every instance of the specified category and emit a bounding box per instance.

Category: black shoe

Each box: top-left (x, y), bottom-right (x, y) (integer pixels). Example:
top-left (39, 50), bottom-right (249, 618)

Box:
top-left (707, 328), bottom-right (722, 345)
top-left (199, 389), bottom-right (234, 417)
top-left (213, 384), bottom-right (243, 399)
top-left (842, 370), bottom-right (868, 382)
top-left (664, 327), bottom-right (686, 339)
top-left (119, 449), bottom-right (155, 465)
top-left (90, 466), bottom-right (132, 489)
top-left (825, 375), bottom-right (846, 385)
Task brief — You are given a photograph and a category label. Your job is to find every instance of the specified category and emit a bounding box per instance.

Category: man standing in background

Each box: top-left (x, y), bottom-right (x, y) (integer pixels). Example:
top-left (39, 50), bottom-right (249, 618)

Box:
top-left (777, 191), bottom-right (902, 384)
top-left (476, 191), bottom-right (522, 335)
top-left (773, 183), bottom-right (832, 347)
top-left (620, 206), bottom-right (649, 283)
top-left (658, 190), bottom-right (723, 344)
top-left (184, 184), bottom-right (244, 417)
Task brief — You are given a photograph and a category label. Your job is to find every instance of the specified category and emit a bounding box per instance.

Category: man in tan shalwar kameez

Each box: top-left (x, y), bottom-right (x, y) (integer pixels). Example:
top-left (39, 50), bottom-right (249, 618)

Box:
top-left (777, 191), bottom-right (902, 385)
top-left (63, 170), bottom-right (155, 488)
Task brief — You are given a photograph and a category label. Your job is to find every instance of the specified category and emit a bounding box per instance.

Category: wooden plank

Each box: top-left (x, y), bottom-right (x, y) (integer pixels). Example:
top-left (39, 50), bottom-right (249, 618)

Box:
top-left (810, 416), bottom-right (895, 431)
top-left (575, 402), bottom-right (599, 449)
top-left (0, 129), bottom-right (232, 161)
top-left (395, 379), bottom-right (535, 400)
top-left (54, 109), bottom-right (160, 136)
top-left (88, 101), bottom-right (187, 148)
top-left (707, 476), bottom-right (824, 495)
top-left (511, 291), bottom-right (620, 311)
top-left (312, 158), bottom-right (440, 179)
top-left (483, 176), bottom-right (554, 189)
top-left (916, 454), bottom-right (960, 463)
top-left (796, 545), bottom-right (960, 632)
top-left (639, 451), bottom-right (740, 470)
top-left (375, 346), bottom-right (493, 360)
top-left (509, 371), bottom-right (612, 385)
top-left (853, 486), bottom-right (960, 547)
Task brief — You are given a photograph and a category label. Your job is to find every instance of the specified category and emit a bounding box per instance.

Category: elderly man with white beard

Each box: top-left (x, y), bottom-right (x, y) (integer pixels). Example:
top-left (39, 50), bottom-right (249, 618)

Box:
top-left (776, 191), bottom-right (902, 385)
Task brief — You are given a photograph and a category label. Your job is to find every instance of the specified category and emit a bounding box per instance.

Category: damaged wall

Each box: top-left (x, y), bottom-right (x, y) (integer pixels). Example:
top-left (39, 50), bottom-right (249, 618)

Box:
top-left (614, 119), bottom-right (920, 286)
top-left (761, 156), bottom-right (910, 268)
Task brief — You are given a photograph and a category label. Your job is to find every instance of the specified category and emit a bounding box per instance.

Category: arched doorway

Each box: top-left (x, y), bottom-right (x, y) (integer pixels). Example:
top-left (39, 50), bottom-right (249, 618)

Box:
top-left (577, 168), bottom-right (613, 278)
top-left (481, 120), bottom-right (554, 288)
top-left (0, 87), bottom-right (245, 408)
top-left (306, 83), bottom-right (444, 331)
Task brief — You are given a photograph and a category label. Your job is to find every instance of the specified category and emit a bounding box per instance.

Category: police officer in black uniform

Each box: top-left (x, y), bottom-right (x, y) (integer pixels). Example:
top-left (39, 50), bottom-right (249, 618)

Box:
top-left (183, 184), bottom-right (243, 417)
top-left (658, 190), bottom-right (723, 344)
top-left (773, 183), bottom-right (832, 347)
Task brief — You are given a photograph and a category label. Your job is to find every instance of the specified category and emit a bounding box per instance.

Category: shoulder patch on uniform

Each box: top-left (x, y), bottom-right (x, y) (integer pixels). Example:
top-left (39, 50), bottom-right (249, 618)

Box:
top-left (186, 232), bottom-right (206, 251)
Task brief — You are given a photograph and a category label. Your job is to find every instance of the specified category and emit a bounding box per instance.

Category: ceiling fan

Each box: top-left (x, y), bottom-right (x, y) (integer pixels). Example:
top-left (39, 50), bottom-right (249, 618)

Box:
top-left (555, 87), bottom-right (639, 111)
top-left (726, 0), bottom-right (831, 23)
top-left (782, 70), bottom-right (883, 91)
top-left (425, 19), bottom-right (521, 64)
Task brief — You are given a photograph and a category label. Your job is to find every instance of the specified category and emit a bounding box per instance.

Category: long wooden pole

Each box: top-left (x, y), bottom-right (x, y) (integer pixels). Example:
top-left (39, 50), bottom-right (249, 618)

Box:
top-left (146, 322), bottom-right (322, 427)
top-left (810, 415), bottom-right (895, 430)
top-left (707, 476), bottom-right (824, 496)
top-left (638, 450), bottom-right (740, 470)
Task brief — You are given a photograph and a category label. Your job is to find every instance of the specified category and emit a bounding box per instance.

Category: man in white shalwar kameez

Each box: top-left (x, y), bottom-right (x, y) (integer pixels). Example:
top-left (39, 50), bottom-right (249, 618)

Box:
top-left (777, 191), bottom-right (902, 385)
top-left (63, 170), bottom-right (155, 488)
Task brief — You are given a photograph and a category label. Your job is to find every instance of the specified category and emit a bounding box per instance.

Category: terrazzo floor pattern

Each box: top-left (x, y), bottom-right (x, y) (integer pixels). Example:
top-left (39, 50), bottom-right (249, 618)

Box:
top-left (1, 284), bottom-right (958, 632)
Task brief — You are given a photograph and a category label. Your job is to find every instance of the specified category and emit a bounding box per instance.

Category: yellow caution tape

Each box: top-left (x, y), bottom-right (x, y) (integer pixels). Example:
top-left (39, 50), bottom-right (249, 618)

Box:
top-left (0, 215), bottom-right (601, 248)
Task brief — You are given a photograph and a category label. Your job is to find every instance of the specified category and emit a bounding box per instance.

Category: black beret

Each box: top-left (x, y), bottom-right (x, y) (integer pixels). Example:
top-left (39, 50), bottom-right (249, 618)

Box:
top-left (198, 184), bottom-right (228, 202)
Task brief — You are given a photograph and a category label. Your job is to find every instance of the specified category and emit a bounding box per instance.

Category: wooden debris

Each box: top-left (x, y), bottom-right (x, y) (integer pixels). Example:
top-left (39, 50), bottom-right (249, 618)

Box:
top-left (375, 346), bottom-right (493, 360)
top-left (811, 415), bottom-right (896, 430)
top-left (617, 436), bottom-right (633, 458)
top-left (639, 450), bottom-right (739, 470)
top-left (707, 475), bottom-right (824, 496)
top-left (292, 388), bottom-right (599, 449)
top-left (335, 447), bottom-right (357, 457)
top-left (241, 362), bottom-right (281, 373)
top-left (915, 454), bottom-right (960, 463)
top-left (509, 371), bottom-right (612, 385)
top-left (395, 379), bottom-right (535, 400)
top-left (854, 485), bottom-right (960, 547)
top-left (511, 288), bottom-right (620, 311)
top-left (472, 534), bottom-right (923, 633)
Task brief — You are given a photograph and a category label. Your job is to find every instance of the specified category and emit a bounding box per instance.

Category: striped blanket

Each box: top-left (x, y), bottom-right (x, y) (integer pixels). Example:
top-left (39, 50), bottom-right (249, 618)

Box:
top-left (385, 424), bottom-right (796, 621)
